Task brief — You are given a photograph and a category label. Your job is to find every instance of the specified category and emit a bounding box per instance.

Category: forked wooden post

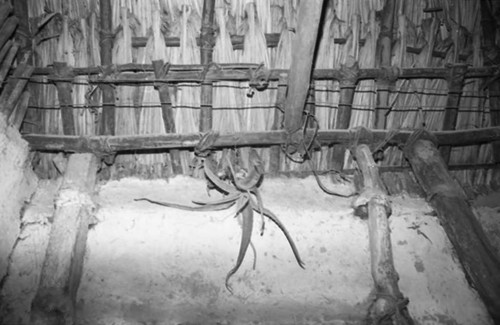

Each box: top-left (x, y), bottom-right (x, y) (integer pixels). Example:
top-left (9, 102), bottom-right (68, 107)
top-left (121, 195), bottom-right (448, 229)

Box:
top-left (152, 60), bottom-right (182, 174)
top-left (53, 62), bottom-right (76, 135)
top-left (30, 154), bottom-right (98, 325)
top-left (403, 130), bottom-right (500, 323)
top-left (352, 143), bottom-right (414, 324)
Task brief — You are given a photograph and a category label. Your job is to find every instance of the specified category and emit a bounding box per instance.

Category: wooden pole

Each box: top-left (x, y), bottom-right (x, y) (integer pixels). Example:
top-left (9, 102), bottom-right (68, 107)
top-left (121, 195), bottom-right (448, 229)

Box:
top-left (152, 60), bottom-right (182, 174)
top-left (30, 154), bottom-right (98, 325)
top-left (0, 16), bottom-right (18, 53)
top-left (8, 90), bottom-right (31, 129)
top-left (0, 42), bottom-right (19, 85)
top-left (440, 64), bottom-right (467, 163)
top-left (199, 0), bottom-right (215, 132)
top-left (99, 0), bottom-right (115, 136)
top-left (53, 62), bottom-right (76, 135)
top-left (352, 144), bottom-right (414, 324)
top-left (22, 126), bottom-right (500, 153)
top-left (283, 0), bottom-right (324, 150)
top-left (403, 130), bottom-right (500, 323)
top-left (12, 0), bottom-right (31, 62)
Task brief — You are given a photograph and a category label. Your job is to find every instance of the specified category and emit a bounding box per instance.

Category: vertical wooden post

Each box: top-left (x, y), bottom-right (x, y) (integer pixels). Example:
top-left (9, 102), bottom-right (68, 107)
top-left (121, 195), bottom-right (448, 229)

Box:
top-left (53, 62), bottom-right (76, 135)
top-left (403, 130), bottom-right (500, 323)
top-left (352, 143), bottom-right (414, 324)
top-left (99, 0), bottom-right (115, 136)
top-left (374, 0), bottom-right (396, 129)
top-left (30, 154), bottom-right (98, 325)
top-left (269, 74), bottom-right (287, 174)
top-left (440, 63), bottom-right (467, 163)
top-left (283, 0), bottom-right (324, 151)
top-left (374, 68), bottom-right (398, 130)
top-left (330, 60), bottom-right (359, 171)
top-left (152, 60), bottom-right (182, 174)
top-left (199, 0), bottom-right (215, 132)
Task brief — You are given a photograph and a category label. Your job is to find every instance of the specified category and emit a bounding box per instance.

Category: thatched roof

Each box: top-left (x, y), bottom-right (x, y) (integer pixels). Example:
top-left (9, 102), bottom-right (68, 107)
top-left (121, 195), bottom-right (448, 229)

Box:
top-left (0, 0), bottom-right (499, 193)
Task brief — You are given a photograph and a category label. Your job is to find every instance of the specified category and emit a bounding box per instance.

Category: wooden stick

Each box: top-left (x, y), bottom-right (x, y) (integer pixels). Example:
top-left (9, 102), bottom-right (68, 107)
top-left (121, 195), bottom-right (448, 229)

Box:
top-left (152, 60), bottom-right (182, 174)
top-left (30, 153), bottom-right (98, 325)
top-left (199, 0), bottom-right (216, 132)
top-left (0, 63), bottom-right (34, 118)
top-left (0, 39), bottom-right (12, 64)
top-left (440, 64), bottom-right (468, 163)
top-left (283, 0), bottom-right (324, 138)
top-left (0, 2), bottom-right (13, 28)
top-left (22, 126), bottom-right (500, 153)
top-left (98, 0), bottom-right (115, 136)
top-left (0, 16), bottom-right (17, 53)
top-left (0, 42), bottom-right (19, 86)
top-left (352, 144), bottom-right (414, 324)
top-left (53, 62), bottom-right (76, 135)
top-left (12, 0), bottom-right (31, 61)
top-left (403, 130), bottom-right (500, 323)
top-left (8, 90), bottom-right (30, 129)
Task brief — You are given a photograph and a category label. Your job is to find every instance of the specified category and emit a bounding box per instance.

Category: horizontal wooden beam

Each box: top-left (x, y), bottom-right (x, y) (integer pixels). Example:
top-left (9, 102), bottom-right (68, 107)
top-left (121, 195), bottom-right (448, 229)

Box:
top-left (22, 126), bottom-right (500, 153)
top-left (29, 65), bottom-right (498, 85)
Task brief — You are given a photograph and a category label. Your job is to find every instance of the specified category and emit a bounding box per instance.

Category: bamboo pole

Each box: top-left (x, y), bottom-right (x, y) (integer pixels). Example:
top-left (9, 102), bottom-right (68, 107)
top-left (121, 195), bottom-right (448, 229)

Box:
top-left (53, 62), bottom-right (76, 135)
top-left (403, 130), bottom-right (500, 324)
top-left (152, 60), bottom-right (182, 174)
top-left (352, 144), bottom-right (414, 324)
top-left (22, 126), bottom-right (500, 153)
top-left (283, 0), bottom-right (324, 140)
top-left (440, 64), bottom-right (468, 163)
top-left (99, 0), bottom-right (115, 136)
top-left (30, 154), bottom-right (98, 325)
top-left (199, 0), bottom-right (216, 132)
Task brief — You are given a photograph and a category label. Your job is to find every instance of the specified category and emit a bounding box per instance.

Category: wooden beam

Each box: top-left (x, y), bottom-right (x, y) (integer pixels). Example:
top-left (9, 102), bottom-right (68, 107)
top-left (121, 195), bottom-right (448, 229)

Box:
top-left (21, 126), bottom-right (500, 153)
top-left (199, 0), bottom-right (216, 132)
top-left (30, 64), bottom-right (499, 82)
top-left (30, 153), bottom-right (98, 325)
top-left (12, 0), bottom-right (31, 61)
top-left (0, 42), bottom-right (19, 85)
top-left (283, 0), bottom-right (324, 140)
top-left (352, 144), bottom-right (414, 324)
top-left (152, 60), bottom-right (182, 174)
top-left (269, 74), bottom-right (287, 174)
top-left (403, 130), bottom-right (500, 323)
top-left (0, 16), bottom-right (17, 53)
top-left (98, 0), bottom-right (115, 136)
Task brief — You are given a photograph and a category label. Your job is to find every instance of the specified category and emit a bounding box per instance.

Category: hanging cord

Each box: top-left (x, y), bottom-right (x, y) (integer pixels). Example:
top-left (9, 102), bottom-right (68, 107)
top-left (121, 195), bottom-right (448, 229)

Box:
top-left (281, 111), bottom-right (356, 197)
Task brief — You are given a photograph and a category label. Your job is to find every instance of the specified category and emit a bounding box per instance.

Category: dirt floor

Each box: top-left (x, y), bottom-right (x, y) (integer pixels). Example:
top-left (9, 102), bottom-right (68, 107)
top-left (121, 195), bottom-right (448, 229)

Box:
top-left (1, 175), bottom-right (499, 325)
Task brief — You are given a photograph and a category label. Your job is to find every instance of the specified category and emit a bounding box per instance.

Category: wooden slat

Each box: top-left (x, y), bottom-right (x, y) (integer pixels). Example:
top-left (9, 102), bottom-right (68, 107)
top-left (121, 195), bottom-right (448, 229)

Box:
top-left (199, 0), bottom-right (216, 132)
top-left (22, 126), bottom-right (500, 153)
